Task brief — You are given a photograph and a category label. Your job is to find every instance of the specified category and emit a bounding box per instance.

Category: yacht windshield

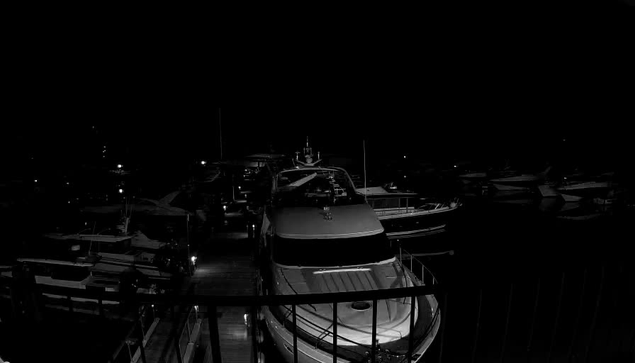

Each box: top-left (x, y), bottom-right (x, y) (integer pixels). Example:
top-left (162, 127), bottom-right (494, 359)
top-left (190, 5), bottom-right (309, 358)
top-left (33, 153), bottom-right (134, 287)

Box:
top-left (272, 233), bottom-right (395, 267)
top-left (275, 169), bottom-right (364, 207)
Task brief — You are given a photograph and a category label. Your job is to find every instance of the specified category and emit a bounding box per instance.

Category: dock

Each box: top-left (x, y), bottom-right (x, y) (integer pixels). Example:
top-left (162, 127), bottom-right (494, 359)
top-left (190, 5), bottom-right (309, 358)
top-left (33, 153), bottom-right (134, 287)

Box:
top-left (140, 228), bottom-right (258, 363)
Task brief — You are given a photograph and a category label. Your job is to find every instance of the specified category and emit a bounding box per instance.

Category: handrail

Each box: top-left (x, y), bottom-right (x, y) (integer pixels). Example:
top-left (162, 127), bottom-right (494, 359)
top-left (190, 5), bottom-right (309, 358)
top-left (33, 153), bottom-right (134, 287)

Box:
top-left (399, 247), bottom-right (439, 287)
top-left (12, 281), bottom-right (442, 306)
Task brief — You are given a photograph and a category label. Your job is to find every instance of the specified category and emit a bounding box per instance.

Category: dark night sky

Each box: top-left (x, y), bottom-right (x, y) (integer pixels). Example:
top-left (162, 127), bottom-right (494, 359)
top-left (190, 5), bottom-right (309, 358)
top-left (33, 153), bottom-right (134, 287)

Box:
top-left (4, 1), bottom-right (633, 171)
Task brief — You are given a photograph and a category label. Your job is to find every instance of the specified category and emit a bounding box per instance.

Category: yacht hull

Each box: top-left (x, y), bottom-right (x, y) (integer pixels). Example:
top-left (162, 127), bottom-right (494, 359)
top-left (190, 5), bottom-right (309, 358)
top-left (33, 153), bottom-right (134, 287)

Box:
top-left (263, 293), bottom-right (440, 363)
top-left (376, 207), bottom-right (458, 239)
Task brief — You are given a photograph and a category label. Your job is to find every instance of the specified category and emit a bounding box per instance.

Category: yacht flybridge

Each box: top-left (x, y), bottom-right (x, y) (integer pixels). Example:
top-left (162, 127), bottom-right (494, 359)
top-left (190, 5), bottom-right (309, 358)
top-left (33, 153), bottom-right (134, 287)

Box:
top-left (256, 138), bottom-right (441, 363)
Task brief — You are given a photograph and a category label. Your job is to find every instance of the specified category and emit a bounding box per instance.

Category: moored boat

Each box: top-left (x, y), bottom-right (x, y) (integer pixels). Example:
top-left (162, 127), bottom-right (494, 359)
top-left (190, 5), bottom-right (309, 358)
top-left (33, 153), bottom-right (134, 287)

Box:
top-left (257, 138), bottom-right (441, 362)
top-left (358, 186), bottom-right (461, 240)
top-left (258, 203), bottom-right (440, 363)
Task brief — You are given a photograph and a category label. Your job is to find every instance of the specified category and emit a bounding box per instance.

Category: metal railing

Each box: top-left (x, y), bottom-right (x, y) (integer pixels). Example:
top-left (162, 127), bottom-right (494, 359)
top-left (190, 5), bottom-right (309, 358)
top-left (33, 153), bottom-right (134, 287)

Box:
top-left (1, 260), bottom-right (634, 363)
top-left (398, 247), bottom-right (439, 287)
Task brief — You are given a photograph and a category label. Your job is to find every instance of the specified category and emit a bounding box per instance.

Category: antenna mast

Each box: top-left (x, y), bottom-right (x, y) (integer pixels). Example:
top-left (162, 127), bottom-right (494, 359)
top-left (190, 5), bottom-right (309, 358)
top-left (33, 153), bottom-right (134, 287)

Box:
top-left (218, 108), bottom-right (223, 160)
top-left (363, 140), bottom-right (367, 201)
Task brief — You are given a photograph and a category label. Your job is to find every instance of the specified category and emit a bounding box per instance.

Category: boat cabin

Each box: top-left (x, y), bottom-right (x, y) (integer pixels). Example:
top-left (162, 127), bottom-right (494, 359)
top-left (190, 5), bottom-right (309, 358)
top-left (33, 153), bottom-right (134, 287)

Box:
top-left (41, 233), bottom-right (156, 264)
top-left (274, 167), bottom-right (365, 207)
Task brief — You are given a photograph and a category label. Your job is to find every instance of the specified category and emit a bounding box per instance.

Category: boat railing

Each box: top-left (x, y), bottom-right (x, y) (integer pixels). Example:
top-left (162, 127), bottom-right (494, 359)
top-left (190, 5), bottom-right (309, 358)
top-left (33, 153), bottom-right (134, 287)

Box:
top-left (174, 304), bottom-right (202, 363)
top-left (108, 303), bottom-right (160, 363)
top-left (1, 280), bottom-right (441, 363)
top-left (398, 247), bottom-right (439, 287)
top-left (3, 261), bottom-right (633, 363)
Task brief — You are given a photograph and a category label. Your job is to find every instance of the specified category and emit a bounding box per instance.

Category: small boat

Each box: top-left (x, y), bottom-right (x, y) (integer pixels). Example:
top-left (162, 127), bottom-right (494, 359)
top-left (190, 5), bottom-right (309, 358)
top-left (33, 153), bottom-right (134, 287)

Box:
top-left (41, 230), bottom-right (173, 284)
top-left (556, 181), bottom-right (611, 195)
top-left (82, 191), bottom-right (193, 217)
top-left (358, 186), bottom-right (461, 240)
top-left (0, 256), bottom-right (154, 316)
top-left (489, 166), bottom-right (552, 184)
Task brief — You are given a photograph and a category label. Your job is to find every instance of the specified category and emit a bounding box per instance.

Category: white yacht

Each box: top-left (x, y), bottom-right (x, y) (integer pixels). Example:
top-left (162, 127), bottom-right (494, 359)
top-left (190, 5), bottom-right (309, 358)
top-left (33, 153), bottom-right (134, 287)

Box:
top-left (257, 139), bottom-right (441, 362)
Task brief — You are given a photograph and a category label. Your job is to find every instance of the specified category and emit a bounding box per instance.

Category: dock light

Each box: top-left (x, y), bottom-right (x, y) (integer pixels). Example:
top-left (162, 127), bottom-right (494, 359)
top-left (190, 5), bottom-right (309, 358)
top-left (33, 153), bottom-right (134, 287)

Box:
top-left (34, 179), bottom-right (37, 183)
top-left (201, 160), bottom-right (207, 165)
top-left (404, 155), bottom-right (406, 159)
top-left (191, 255), bottom-right (197, 264)
top-left (454, 165), bottom-right (457, 168)
top-left (194, 305), bottom-right (199, 312)
top-left (66, 182), bottom-right (70, 185)
top-left (244, 313), bottom-right (249, 325)
top-left (223, 205), bottom-right (227, 211)
top-left (117, 164), bottom-right (122, 169)
top-left (238, 185), bottom-right (241, 190)
top-left (252, 224), bottom-right (255, 230)
top-left (119, 188), bottom-right (123, 194)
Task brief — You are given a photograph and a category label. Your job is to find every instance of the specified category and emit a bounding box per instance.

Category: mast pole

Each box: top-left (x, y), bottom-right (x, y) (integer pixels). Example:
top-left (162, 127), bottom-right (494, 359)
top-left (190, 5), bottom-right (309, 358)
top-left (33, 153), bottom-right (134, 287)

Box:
top-left (218, 108), bottom-right (223, 160)
top-left (363, 139), bottom-right (367, 202)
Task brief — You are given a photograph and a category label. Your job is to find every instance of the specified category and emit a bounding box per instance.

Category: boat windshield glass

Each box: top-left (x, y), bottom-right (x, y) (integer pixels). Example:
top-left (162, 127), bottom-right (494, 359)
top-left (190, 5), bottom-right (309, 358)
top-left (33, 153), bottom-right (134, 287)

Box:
top-left (272, 233), bottom-right (394, 267)
top-left (275, 169), bottom-right (364, 207)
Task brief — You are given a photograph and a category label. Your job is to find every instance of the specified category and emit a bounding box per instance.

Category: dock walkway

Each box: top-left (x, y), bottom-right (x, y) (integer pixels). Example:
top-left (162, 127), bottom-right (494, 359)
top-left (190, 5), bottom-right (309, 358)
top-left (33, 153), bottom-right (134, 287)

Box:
top-left (141, 228), bottom-right (258, 363)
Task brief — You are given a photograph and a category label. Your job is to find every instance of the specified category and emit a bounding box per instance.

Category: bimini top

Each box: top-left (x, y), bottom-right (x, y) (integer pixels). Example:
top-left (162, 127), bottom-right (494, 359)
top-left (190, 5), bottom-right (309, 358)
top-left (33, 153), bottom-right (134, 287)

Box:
top-left (272, 203), bottom-right (384, 239)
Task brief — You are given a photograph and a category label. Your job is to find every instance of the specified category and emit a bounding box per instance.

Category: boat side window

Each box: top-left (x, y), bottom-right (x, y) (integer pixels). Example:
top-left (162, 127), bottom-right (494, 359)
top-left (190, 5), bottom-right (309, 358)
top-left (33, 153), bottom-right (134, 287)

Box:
top-left (373, 198), bottom-right (401, 209)
top-left (372, 199), bottom-right (387, 208)
top-left (31, 263), bottom-right (52, 277)
top-left (51, 266), bottom-right (90, 281)
top-left (273, 233), bottom-right (394, 267)
top-left (97, 239), bottom-right (131, 254)
top-left (400, 198), bottom-right (409, 208)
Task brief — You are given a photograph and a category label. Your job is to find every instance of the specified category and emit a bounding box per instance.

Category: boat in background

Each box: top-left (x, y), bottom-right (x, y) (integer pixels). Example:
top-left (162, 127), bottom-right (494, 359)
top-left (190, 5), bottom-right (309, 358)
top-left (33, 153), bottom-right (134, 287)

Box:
top-left (358, 186), bottom-right (461, 240)
top-left (41, 225), bottom-right (175, 285)
top-left (0, 255), bottom-right (155, 318)
top-left (556, 181), bottom-right (611, 196)
top-left (489, 166), bottom-right (552, 185)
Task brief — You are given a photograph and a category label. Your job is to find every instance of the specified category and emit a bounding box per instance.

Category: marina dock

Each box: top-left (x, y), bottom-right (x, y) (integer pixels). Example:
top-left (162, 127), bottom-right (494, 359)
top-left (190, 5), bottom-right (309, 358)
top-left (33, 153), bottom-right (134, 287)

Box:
top-left (138, 228), bottom-right (259, 363)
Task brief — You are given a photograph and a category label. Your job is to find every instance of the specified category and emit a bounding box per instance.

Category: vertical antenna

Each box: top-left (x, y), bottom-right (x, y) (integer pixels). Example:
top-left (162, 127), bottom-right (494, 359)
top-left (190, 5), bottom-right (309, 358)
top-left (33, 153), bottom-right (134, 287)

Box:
top-left (363, 139), bottom-right (367, 202)
top-left (218, 108), bottom-right (223, 160)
